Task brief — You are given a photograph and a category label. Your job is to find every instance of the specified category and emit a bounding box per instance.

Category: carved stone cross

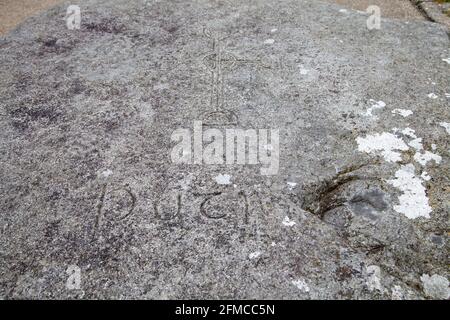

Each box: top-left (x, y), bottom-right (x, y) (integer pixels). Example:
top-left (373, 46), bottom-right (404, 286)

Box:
top-left (201, 28), bottom-right (271, 125)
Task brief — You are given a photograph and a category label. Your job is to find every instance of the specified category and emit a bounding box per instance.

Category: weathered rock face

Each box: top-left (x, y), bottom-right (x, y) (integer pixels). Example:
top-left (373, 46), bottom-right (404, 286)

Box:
top-left (0, 0), bottom-right (448, 299)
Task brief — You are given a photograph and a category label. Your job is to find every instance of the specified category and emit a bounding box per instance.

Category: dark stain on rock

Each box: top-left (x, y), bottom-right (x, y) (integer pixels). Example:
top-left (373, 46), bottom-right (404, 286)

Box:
top-left (37, 37), bottom-right (75, 55)
top-left (42, 38), bottom-right (57, 47)
top-left (335, 266), bottom-right (355, 281)
top-left (349, 189), bottom-right (388, 220)
top-left (430, 234), bottom-right (444, 246)
top-left (9, 104), bottom-right (63, 131)
top-left (84, 18), bottom-right (126, 34)
top-left (44, 220), bottom-right (61, 239)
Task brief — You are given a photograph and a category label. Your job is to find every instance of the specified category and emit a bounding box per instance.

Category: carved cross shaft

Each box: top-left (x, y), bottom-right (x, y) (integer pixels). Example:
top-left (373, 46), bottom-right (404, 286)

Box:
top-left (201, 30), bottom-right (270, 118)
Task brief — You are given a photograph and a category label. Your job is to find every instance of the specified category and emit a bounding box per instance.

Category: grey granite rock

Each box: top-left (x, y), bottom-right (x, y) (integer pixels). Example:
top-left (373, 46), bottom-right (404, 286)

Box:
top-left (0, 0), bottom-right (448, 299)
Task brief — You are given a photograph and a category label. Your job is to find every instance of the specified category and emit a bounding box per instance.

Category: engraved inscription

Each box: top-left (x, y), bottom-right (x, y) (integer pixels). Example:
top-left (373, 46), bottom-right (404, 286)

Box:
top-left (95, 184), bottom-right (136, 230)
top-left (201, 28), bottom-right (271, 125)
top-left (200, 191), bottom-right (249, 223)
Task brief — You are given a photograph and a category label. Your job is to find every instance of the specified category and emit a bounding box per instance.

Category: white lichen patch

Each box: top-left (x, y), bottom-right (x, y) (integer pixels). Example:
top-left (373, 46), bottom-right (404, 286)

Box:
top-left (101, 169), bottom-right (113, 177)
top-left (414, 151), bottom-right (442, 166)
top-left (401, 127), bottom-right (417, 139)
top-left (421, 171), bottom-right (431, 181)
top-left (248, 251), bottom-right (262, 259)
top-left (298, 65), bottom-right (309, 75)
top-left (214, 174), bottom-right (231, 185)
top-left (282, 216), bottom-right (296, 227)
top-left (392, 109), bottom-right (413, 117)
top-left (391, 285), bottom-right (404, 300)
top-left (427, 93), bottom-right (438, 99)
top-left (356, 132), bottom-right (409, 162)
top-left (292, 279), bottom-right (310, 292)
top-left (366, 265), bottom-right (383, 292)
top-left (408, 138), bottom-right (423, 150)
top-left (264, 39), bottom-right (275, 44)
top-left (363, 100), bottom-right (386, 117)
top-left (388, 164), bottom-right (432, 219)
top-left (439, 122), bottom-right (450, 135)
top-left (420, 274), bottom-right (450, 299)
top-left (287, 182), bottom-right (297, 190)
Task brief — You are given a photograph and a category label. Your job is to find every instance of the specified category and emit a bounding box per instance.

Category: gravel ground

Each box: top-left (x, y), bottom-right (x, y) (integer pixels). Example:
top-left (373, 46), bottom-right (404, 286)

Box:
top-left (0, 0), bottom-right (62, 35)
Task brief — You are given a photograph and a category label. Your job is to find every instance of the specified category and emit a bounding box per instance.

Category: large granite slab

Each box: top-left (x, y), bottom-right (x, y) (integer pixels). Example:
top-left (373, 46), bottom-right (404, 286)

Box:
top-left (0, 0), bottom-right (449, 299)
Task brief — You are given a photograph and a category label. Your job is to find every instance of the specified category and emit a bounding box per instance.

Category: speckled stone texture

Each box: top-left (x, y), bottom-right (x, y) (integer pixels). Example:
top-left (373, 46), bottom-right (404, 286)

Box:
top-left (0, 0), bottom-right (448, 299)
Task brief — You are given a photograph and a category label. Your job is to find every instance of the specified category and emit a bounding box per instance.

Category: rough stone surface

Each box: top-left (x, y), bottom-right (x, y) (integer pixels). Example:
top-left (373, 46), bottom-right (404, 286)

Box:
top-left (323, 0), bottom-right (427, 21)
top-left (420, 274), bottom-right (450, 299)
top-left (418, 0), bottom-right (450, 29)
top-left (0, 0), bottom-right (449, 299)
